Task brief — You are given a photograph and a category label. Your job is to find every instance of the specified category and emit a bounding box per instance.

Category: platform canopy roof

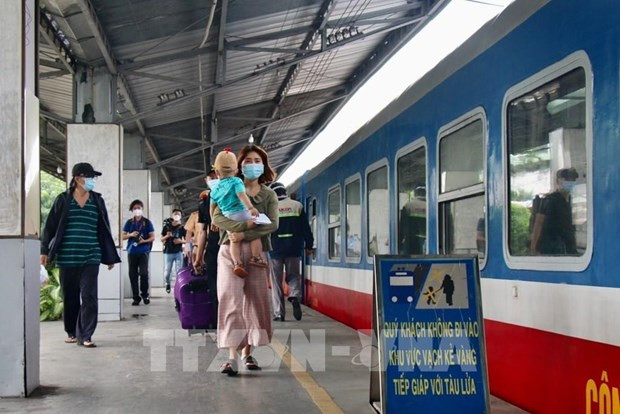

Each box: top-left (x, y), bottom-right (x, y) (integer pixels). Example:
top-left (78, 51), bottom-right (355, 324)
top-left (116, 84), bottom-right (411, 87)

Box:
top-left (39, 0), bottom-right (447, 210)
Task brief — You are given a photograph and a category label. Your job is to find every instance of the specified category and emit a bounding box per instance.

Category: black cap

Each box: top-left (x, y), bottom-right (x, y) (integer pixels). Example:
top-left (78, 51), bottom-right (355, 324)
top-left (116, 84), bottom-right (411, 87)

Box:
top-left (557, 167), bottom-right (578, 181)
top-left (270, 182), bottom-right (287, 200)
top-left (72, 162), bottom-right (102, 177)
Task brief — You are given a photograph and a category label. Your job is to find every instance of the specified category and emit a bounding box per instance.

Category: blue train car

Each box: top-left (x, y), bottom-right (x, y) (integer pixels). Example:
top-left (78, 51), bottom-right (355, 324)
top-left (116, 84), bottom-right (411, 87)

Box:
top-left (291, 0), bottom-right (620, 412)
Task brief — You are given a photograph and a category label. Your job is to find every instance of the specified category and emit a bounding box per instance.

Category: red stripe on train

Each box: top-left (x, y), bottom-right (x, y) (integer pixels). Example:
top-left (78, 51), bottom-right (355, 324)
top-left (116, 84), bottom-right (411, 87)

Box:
top-left (305, 279), bottom-right (372, 331)
top-left (305, 279), bottom-right (620, 413)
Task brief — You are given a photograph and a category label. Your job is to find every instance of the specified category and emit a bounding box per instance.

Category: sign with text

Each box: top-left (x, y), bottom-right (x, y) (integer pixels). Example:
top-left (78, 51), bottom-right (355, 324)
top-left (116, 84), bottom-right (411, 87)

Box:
top-left (372, 255), bottom-right (489, 413)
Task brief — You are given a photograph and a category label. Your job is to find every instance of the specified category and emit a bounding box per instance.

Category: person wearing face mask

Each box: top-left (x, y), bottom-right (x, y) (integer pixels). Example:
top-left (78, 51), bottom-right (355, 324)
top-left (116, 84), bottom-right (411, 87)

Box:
top-left (161, 209), bottom-right (186, 293)
top-left (210, 144), bottom-right (279, 375)
top-left (122, 200), bottom-right (155, 305)
top-left (40, 162), bottom-right (121, 348)
top-left (209, 148), bottom-right (266, 278)
top-left (530, 167), bottom-right (579, 255)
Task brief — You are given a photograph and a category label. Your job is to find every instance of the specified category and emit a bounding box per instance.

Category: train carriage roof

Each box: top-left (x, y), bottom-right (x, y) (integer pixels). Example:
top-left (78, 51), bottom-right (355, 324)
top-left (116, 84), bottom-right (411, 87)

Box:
top-left (288, 0), bottom-right (549, 191)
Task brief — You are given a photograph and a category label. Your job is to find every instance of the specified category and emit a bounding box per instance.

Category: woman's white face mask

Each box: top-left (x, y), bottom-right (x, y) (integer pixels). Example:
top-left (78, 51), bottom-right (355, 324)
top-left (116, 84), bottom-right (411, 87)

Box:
top-left (133, 208), bottom-right (143, 217)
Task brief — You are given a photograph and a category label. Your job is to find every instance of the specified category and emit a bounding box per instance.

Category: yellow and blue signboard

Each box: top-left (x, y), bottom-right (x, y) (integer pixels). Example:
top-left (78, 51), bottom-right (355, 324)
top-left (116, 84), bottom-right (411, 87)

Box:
top-left (372, 255), bottom-right (489, 413)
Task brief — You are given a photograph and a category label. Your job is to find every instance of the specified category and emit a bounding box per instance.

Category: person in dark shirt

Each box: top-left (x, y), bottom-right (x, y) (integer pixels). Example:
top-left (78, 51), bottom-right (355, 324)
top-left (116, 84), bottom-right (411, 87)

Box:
top-left (122, 200), bottom-right (155, 306)
top-left (269, 182), bottom-right (314, 321)
top-left (40, 162), bottom-right (120, 347)
top-left (530, 168), bottom-right (579, 255)
top-left (161, 209), bottom-right (186, 293)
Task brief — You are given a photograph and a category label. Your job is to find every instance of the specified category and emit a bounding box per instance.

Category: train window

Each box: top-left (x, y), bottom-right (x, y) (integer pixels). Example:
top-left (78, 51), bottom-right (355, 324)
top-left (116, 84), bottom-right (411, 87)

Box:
top-left (328, 187), bottom-right (341, 260)
top-left (438, 112), bottom-right (486, 264)
top-left (345, 177), bottom-right (361, 259)
top-left (440, 120), bottom-right (483, 193)
top-left (397, 146), bottom-right (427, 255)
top-left (367, 165), bottom-right (389, 258)
top-left (507, 67), bottom-right (589, 260)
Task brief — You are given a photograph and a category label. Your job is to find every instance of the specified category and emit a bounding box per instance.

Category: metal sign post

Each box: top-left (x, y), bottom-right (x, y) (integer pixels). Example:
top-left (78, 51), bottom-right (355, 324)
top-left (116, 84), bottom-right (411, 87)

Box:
top-left (370, 255), bottom-right (489, 413)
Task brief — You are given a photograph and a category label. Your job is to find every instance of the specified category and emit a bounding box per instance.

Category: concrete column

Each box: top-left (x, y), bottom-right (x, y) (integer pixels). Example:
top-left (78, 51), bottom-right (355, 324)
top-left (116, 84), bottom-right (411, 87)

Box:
top-left (0, 0), bottom-right (40, 397)
top-left (123, 134), bottom-right (145, 169)
top-left (67, 124), bottom-right (123, 321)
top-left (74, 66), bottom-right (116, 123)
top-left (121, 169), bottom-right (151, 298)
top-left (150, 192), bottom-right (165, 287)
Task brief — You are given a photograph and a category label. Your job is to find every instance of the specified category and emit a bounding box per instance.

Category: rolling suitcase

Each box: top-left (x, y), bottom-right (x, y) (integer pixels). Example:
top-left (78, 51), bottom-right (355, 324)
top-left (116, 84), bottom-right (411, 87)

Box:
top-left (173, 266), bottom-right (216, 330)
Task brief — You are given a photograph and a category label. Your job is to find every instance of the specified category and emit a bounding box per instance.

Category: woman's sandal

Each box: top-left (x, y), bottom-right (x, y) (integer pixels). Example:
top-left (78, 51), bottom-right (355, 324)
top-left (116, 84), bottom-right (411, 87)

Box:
top-left (242, 355), bottom-right (260, 370)
top-left (78, 340), bottom-right (97, 348)
top-left (221, 359), bottom-right (238, 376)
top-left (248, 256), bottom-right (269, 268)
top-left (64, 336), bottom-right (78, 344)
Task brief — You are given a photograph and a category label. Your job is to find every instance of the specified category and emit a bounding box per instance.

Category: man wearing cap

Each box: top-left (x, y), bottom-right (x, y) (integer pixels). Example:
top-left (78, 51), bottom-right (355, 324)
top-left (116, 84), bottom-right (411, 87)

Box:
top-left (41, 162), bottom-right (121, 348)
top-left (530, 167), bottom-right (579, 255)
top-left (269, 182), bottom-right (314, 321)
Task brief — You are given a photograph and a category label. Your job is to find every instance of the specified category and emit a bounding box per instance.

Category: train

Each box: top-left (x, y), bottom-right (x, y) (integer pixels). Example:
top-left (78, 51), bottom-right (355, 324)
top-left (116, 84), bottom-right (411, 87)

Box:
top-left (290, 0), bottom-right (620, 412)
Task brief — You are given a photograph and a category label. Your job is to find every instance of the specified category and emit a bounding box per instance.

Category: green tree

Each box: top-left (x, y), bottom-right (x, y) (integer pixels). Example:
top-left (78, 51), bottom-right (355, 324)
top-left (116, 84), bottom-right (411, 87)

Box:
top-left (510, 203), bottom-right (531, 256)
top-left (40, 171), bottom-right (66, 228)
top-left (40, 172), bottom-right (66, 322)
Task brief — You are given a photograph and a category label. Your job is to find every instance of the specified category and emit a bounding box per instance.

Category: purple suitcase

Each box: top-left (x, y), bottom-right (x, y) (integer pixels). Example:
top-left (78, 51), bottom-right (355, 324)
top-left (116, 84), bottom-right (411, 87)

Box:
top-left (173, 266), bottom-right (216, 330)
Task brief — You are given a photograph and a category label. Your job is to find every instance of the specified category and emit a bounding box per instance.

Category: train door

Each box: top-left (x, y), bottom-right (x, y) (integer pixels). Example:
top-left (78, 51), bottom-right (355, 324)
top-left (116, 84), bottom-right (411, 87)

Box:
top-left (304, 196), bottom-right (317, 302)
top-left (396, 141), bottom-right (427, 255)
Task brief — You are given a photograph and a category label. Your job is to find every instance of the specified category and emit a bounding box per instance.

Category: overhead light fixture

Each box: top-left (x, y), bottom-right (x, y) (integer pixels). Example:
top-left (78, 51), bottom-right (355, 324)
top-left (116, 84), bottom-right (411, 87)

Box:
top-left (157, 89), bottom-right (185, 105)
top-left (56, 166), bottom-right (62, 174)
top-left (326, 27), bottom-right (362, 46)
top-left (248, 134), bottom-right (255, 144)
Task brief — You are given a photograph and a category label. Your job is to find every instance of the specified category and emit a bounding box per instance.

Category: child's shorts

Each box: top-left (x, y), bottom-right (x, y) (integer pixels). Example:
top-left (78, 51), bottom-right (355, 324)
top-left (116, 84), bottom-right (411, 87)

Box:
top-left (224, 210), bottom-right (253, 222)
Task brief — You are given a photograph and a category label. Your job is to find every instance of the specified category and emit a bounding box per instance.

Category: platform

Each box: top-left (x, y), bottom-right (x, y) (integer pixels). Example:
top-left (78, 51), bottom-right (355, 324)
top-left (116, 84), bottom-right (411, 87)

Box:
top-left (0, 288), bottom-right (527, 413)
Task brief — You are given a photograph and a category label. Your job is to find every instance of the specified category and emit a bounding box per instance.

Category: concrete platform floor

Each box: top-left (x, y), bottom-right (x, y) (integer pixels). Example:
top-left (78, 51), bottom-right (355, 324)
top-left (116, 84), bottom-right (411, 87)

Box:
top-left (0, 288), bottom-right (528, 413)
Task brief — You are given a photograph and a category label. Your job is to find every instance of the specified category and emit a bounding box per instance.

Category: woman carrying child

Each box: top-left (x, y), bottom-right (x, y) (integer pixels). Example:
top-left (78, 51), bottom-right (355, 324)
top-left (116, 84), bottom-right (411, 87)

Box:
top-left (210, 148), bottom-right (268, 277)
top-left (211, 144), bottom-right (279, 376)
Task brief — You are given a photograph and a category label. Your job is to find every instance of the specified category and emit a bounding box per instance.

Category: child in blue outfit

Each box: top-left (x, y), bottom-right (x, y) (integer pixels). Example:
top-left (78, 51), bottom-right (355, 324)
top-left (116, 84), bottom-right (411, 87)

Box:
top-left (210, 148), bottom-right (268, 278)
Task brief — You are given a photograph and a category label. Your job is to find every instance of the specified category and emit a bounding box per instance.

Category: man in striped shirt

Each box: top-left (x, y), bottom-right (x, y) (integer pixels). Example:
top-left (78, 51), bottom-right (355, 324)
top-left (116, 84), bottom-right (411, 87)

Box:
top-left (41, 163), bottom-right (121, 348)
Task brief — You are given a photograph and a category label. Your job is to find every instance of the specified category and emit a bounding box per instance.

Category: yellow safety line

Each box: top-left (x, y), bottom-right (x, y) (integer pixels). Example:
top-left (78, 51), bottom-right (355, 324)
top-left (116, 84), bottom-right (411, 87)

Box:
top-left (271, 338), bottom-right (345, 414)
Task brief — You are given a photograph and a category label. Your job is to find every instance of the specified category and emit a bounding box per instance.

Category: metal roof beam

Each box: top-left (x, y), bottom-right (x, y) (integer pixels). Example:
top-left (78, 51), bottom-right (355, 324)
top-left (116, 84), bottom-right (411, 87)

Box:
top-left (226, 2), bottom-right (424, 48)
top-left (39, 19), bottom-right (75, 75)
top-left (41, 109), bottom-right (72, 124)
top-left (40, 59), bottom-right (71, 70)
top-left (40, 69), bottom-right (71, 79)
top-left (120, 14), bottom-right (415, 125)
top-left (148, 94), bottom-right (346, 170)
top-left (74, 0), bottom-right (174, 190)
top-left (124, 69), bottom-right (214, 88)
top-left (217, 115), bottom-right (274, 122)
top-left (149, 134), bottom-right (204, 144)
top-left (257, 0), bottom-right (336, 145)
top-left (227, 45), bottom-right (314, 54)
top-left (207, 0), bottom-right (228, 170)
top-left (161, 174), bottom-right (205, 191)
top-left (117, 45), bottom-right (217, 72)
top-left (165, 165), bottom-right (206, 174)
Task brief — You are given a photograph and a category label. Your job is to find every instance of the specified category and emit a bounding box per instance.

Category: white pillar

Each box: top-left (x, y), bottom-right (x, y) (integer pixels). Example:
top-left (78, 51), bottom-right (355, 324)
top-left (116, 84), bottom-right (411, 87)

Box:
top-left (122, 170), bottom-right (151, 298)
top-left (67, 124), bottom-right (123, 321)
top-left (150, 192), bottom-right (165, 287)
top-left (0, 0), bottom-right (40, 397)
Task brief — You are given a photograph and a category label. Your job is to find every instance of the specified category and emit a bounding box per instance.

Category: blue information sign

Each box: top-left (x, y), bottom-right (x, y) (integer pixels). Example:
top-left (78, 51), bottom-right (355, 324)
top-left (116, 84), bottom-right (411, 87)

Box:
top-left (373, 255), bottom-right (489, 413)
